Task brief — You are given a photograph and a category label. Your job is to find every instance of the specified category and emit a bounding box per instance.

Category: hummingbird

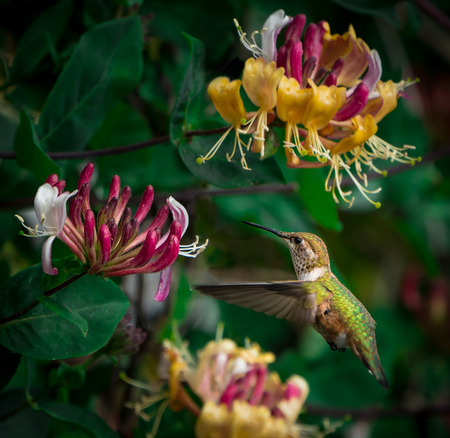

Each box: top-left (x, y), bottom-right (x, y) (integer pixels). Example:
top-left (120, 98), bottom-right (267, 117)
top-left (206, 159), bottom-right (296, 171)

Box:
top-left (195, 221), bottom-right (388, 389)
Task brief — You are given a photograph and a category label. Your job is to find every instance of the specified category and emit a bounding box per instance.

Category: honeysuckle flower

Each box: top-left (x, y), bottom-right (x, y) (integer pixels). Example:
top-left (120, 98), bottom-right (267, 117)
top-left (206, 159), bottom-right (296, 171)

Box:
top-left (242, 57), bottom-right (285, 156)
top-left (126, 326), bottom-right (325, 438)
top-left (16, 177), bottom-right (78, 275)
top-left (202, 9), bottom-right (420, 206)
top-left (198, 77), bottom-right (251, 169)
top-left (16, 164), bottom-right (208, 300)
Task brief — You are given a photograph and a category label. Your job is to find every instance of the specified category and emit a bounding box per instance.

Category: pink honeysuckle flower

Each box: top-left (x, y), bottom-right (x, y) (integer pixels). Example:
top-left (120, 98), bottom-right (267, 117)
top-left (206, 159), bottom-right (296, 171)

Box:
top-left (16, 164), bottom-right (208, 301)
top-left (16, 180), bottom-right (78, 275)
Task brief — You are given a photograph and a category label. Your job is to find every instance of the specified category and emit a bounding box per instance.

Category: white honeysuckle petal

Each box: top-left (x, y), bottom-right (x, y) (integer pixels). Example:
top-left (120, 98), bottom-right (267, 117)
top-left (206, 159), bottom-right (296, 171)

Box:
top-left (261, 9), bottom-right (292, 62)
top-left (41, 235), bottom-right (57, 275)
top-left (51, 189), bottom-right (78, 234)
top-left (347, 50), bottom-right (382, 98)
top-left (34, 184), bottom-right (58, 227)
top-left (167, 196), bottom-right (189, 237)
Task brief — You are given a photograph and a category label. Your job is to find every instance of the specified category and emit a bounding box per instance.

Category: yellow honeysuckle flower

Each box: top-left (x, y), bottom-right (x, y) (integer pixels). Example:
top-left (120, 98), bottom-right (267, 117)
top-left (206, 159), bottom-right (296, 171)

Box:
top-left (332, 114), bottom-right (378, 155)
top-left (199, 77), bottom-right (252, 170)
top-left (242, 57), bottom-right (285, 156)
top-left (303, 79), bottom-right (346, 160)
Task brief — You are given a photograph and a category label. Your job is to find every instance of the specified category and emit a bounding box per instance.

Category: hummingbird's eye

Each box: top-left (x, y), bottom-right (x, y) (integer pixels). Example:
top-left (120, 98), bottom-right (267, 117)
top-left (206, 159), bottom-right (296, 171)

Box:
top-left (294, 236), bottom-right (302, 245)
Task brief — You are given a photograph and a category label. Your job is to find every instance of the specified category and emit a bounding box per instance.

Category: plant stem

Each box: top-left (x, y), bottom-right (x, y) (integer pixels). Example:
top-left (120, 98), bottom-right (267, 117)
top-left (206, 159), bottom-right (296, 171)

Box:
top-left (0, 273), bottom-right (86, 326)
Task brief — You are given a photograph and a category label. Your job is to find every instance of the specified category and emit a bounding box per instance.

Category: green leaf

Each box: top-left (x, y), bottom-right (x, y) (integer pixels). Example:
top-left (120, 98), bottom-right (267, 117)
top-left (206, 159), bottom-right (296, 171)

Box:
top-left (274, 140), bottom-right (341, 231)
top-left (170, 33), bottom-right (205, 146)
top-left (38, 402), bottom-right (120, 438)
top-left (0, 389), bottom-right (50, 438)
top-left (297, 168), bottom-right (342, 231)
top-left (179, 134), bottom-right (285, 188)
top-left (37, 16), bottom-right (144, 152)
top-left (8, 0), bottom-right (73, 82)
top-left (13, 110), bottom-right (60, 183)
top-left (0, 266), bottom-right (129, 360)
top-left (0, 345), bottom-right (21, 393)
top-left (40, 255), bottom-right (76, 292)
top-left (37, 296), bottom-right (89, 338)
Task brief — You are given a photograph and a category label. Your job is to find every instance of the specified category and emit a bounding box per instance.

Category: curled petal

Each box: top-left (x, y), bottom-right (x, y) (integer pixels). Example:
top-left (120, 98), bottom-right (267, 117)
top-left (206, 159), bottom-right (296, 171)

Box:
top-left (153, 265), bottom-right (172, 302)
top-left (332, 115), bottom-right (378, 155)
top-left (334, 82), bottom-right (369, 121)
top-left (347, 50), bottom-right (381, 98)
top-left (134, 186), bottom-right (154, 224)
top-left (42, 235), bottom-right (58, 275)
top-left (318, 22), bottom-right (352, 71)
top-left (167, 197), bottom-right (189, 237)
top-left (77, 163), bottom-right (94, 190)
top-left (261, 9), bottom-right (292, 63)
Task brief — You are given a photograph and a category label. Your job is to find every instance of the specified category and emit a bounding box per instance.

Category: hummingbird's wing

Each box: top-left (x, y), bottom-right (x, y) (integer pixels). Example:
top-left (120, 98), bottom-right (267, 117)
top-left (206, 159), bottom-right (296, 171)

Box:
top-left (194, 281), bottom-right (332, 324)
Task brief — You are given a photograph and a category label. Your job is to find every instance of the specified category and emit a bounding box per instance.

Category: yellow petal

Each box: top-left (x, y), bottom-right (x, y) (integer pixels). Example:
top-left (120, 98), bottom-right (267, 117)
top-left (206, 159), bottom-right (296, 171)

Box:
top-left (207, 77), bottom-right (247, 127)
top-left (276, 76), bottom-right (314, 125)
top-left (304, 80), bottom-right (347, 130)
top-left (243, 57), bottom-right (285, 109)
top-left (373, 80), bottom-right (398, 123)
top-left (195, 401), bottom-right (231, 438)
top-left (318, 22), bottom-right (353, 71)
top-left (333, 115), bottom-right (378, 155)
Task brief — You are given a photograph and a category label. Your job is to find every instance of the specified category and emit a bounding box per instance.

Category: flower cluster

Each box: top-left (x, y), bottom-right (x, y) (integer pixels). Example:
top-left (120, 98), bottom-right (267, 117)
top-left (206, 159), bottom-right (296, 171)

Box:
top-left (127, 330), bottom-right (311, 438)
top-left (16, 163), bottom-right (208, 301)
top-left (202, 9), bottom-right (420, 207)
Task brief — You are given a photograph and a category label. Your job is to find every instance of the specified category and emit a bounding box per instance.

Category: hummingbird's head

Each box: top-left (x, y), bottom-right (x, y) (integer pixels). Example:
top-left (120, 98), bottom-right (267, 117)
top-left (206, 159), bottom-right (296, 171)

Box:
top-left (242, 221), bottom-right (330, 280)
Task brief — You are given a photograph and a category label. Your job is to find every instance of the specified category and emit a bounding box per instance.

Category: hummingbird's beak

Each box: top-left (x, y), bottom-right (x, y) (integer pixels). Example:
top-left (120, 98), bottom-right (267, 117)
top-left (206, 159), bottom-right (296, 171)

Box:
top-left (242, 221), bottom-right (287, 238)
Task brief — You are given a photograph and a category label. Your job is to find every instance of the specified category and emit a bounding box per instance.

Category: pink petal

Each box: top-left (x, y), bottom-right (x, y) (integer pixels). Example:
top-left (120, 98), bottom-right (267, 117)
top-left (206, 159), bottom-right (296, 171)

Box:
top-left (285, 14), bottom-right (306, 43)
top-left (153, 265), bottom-right (172, 302)
top-left (334, 82), bottom-right (369, 121)
top-left (289, 41), bottom-right (303, 87)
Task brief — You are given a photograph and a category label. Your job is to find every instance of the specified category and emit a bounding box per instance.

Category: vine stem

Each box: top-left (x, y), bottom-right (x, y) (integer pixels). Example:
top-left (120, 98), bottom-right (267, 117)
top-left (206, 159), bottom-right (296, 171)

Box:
top-left (0, 273), bottom-right (86, 326)
top-left (0, 126), bottom-right (229, 160)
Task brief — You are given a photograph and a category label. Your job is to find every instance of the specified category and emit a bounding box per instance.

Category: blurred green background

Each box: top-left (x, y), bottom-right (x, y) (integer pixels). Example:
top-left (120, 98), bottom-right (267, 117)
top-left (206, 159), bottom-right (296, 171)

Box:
top-left (1, 0), bottom-right (450, 437)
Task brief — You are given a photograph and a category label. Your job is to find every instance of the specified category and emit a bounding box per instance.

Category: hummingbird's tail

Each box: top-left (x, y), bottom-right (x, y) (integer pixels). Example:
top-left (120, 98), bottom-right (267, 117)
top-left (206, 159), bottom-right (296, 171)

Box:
top-left (362, 354), bottom-right (389, 390)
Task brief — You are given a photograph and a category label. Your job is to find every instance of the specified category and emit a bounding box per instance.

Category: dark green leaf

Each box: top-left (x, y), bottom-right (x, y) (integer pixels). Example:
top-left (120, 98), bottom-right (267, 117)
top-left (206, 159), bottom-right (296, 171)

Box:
top-left (37, 17), bottom-right (143, 152)
top-left (41, 256), bottom-right (76, 292)
top-left (0, 266), bottom-right (129, 360)
top-left (38, 401), bottom-right (120, 438)
top-left (179, 135), bottom-right (285, 188)
top-left (0, 389), bottom-right (50, 438)
top-left (0, 345), bottom-right (21, 393)
top-left (8, 0), bottom-right (73, 82)
top-left (297, 168), bottom-right (341, 231)
top-left (13, 110), bottom-right (60, 183)
top-left (37, 296), bottom-right (89, 337)
top-left (170, 33), bottom-right (205, 146)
